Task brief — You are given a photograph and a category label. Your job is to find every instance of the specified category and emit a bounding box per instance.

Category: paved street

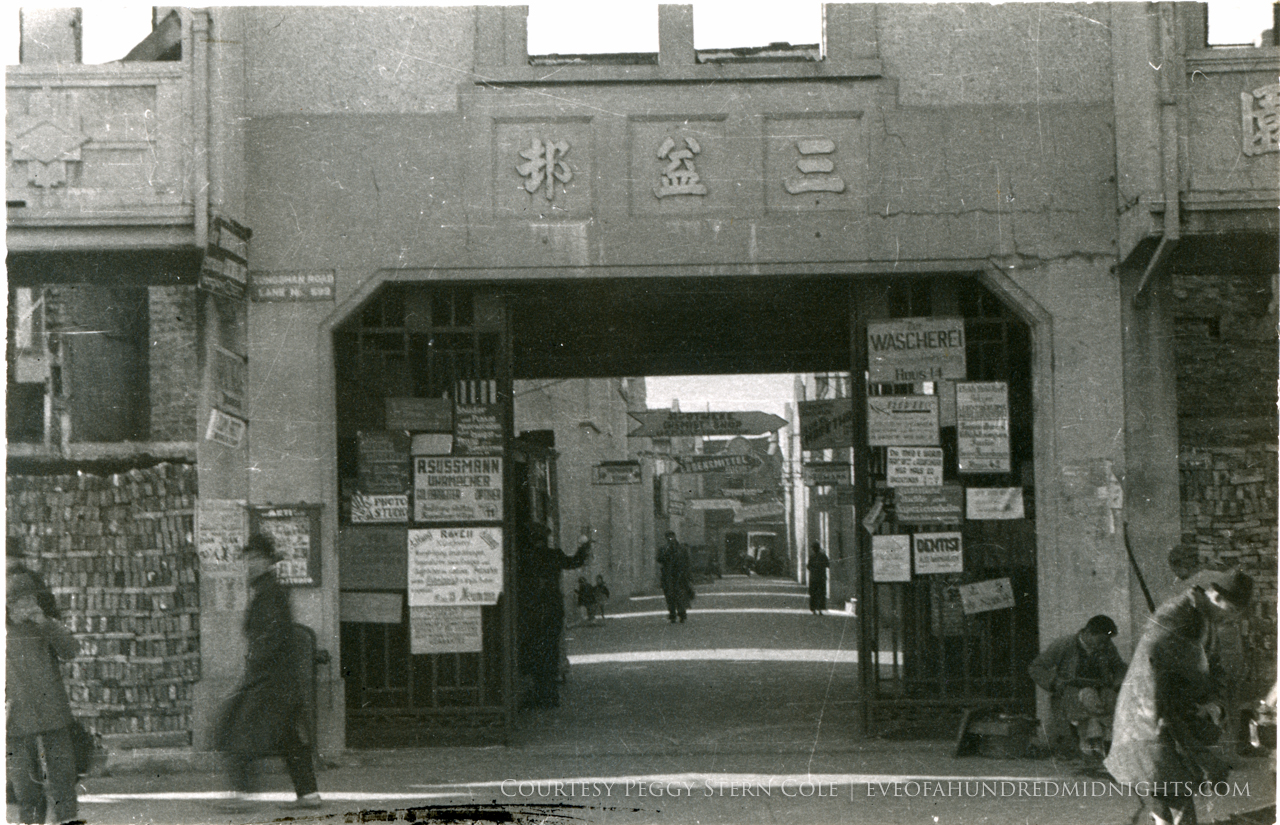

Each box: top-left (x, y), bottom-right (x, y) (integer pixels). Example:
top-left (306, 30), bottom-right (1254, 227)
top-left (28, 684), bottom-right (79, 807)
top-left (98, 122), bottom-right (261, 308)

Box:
top-left (45, 575), bottom-right (1277, 824)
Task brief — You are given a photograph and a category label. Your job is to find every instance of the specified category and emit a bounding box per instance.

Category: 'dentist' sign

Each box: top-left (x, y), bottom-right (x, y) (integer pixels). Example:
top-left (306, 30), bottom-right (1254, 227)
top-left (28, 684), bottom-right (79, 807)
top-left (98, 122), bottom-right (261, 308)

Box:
top-left (867, 317), bottom-right (967, 384)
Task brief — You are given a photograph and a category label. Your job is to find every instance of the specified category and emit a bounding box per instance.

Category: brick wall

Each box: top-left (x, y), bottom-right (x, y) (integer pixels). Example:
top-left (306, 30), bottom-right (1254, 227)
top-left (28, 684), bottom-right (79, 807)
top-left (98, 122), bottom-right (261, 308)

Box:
top-left (148, 286), bottom-right (199, 441)
top-left (6, 463), bottom-right (201, 745)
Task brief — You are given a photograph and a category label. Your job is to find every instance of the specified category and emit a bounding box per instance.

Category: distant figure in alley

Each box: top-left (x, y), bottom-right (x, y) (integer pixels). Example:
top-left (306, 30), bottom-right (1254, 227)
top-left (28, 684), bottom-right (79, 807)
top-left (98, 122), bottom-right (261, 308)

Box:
top-left (806, 543), bottom-right (830, 615)
top-left (657, 531), bottom-right (694, 624)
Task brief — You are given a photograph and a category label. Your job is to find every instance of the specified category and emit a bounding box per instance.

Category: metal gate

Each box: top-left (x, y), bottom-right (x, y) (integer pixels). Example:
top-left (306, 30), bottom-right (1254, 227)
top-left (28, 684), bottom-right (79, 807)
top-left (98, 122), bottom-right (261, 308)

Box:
top-left (334, 284), bottom-right (511, 746)
top-left (854, 278), bottom-right (1039, 731)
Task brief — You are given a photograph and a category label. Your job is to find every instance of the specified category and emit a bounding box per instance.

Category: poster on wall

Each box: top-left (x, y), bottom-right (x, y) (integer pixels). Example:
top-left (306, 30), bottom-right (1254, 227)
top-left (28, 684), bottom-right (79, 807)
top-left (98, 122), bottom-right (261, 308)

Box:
top-left (196, 498), bottom-right (247, 570)
top-left (895, 484), bottom-right (965, 524)
top-left (205, 408), bottom-right (246, 449)
top-left (966, 487), bottom-right (1025, 520)
top-left (248, 504), bottom-right (323, 587)
top-left (958, 578), bottom-right (1016, 614)
top-left (798, 398), bottom-right (854, 451)
top-left (867, 395), bottom-right (940, 446)
top-left (350, 494), bottom-right (409, 524)
top-left (867, 317), bottom-right (967, 383)
top-left (886, 447), bottom-right (944, 486)
top-left (407, 527), bottom-right (503, 606)
top-left (413, 456), bottom-right (503, 522)
top-left (956, 381), bottom-right (1011, 473)
top-left (357, 430), bottom-right (411, 494)
top-left (454, 403), bottom-right (504, 456)
top-left (409, 605), bottom-right (484, 654)
top-left (913, 531), bottom-right (963, 574)
top-left (871, 534), bottom-right (912, 582)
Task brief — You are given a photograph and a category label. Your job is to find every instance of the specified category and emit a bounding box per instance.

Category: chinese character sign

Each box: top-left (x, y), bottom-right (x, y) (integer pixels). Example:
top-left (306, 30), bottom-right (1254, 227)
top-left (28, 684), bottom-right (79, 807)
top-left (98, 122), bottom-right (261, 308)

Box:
top-left (517, 138), bottom-right (573, 200)
top-left (1242, 84), bottom-right (1280, 156)
top-left (654, 136), bottom-right (707, 198)
top-left (784, 138), bottom-right (846, 194)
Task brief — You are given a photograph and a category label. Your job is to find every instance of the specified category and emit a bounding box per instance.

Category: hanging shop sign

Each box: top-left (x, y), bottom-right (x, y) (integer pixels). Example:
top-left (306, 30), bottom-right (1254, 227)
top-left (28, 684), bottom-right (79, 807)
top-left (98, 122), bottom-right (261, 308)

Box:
top-left (350, 494), bottom-right (409, 524)
top-left (867, 317), bottom-right (967, 384)
top-left (249, 503), bottom-right (323, 587)
top-left (956, 381), bottom-right (1011, 473)
top-left (592, 461), bottom-right (642, 485)
top-left (867, 395), bottom-right (940, 446)
top-left (627, 410), bottom-right (788, 438)
top-left (895, 484), bottom-right (965, 524)
top-left (413, 456), bottom-right (503, 522)
top-left (798, 398), bottom-right (854, 451)
top-left (871, 534), bottom-right (912, 582)
top-left (886, 447), bottom-right (944, 486)
top-left (410, 606), bottom-right (483, 654)
top-left (675, 453), bottom-right (763, 474)
top-left (454, 403), bottom-right (504, 456)
top-left (248, 270), bottom-right (335, 302)
top-left (407, 527), bottom-right (503, 606)
top-left (198, 216), bottom-right (251, 301)
top-left (958, 577), bottom-right (1016, 614)
top-left (913, 531), bottom-right (964, 575)
top-left (966, 487), bottom-right (1025, 520)
top-left (803, 462), bottom-right (852, 486)
top-left (205, 408), bottom-right (246, 449)
top-left (386, 397), bottom-right (453, 432)
top-left (357, 430), bottom-right (411, 495)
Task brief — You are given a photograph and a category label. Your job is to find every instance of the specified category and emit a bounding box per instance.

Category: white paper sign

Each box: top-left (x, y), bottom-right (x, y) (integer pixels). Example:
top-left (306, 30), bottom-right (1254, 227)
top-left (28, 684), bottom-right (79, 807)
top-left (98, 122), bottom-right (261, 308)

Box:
top-left (958, 578), bottom-right (1016, 614)
top-left (867, 317), bottom-right (967, 383)
top-left (407, 527), bottom-right (503, 606)
top-left (868, 395), bottom-right (940, 446)
top-left (886, 447), bottom-right (944, 486)
top-left (196, 498), bottom-right (247, 570)
top-left (409, 605), bottom-right (483, 654)
top-left (966, 487), bottom-right (1025, 520)
top-left (350, 494), bottom-right (409, 523)
top-left (871, 534), bottom-right (912, 582)
top-left (913, 531), bottom-right (964, 575)
top-left (956, 381), bottom-right (1010, 473)
top-left (413, 456), bottom-right (503, 522)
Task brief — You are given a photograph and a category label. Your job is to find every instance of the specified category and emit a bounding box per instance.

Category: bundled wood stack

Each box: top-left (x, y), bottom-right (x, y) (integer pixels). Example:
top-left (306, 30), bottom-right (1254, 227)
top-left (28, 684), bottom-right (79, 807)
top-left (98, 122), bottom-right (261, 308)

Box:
top-left (6, 463), bottom-right (200, 746)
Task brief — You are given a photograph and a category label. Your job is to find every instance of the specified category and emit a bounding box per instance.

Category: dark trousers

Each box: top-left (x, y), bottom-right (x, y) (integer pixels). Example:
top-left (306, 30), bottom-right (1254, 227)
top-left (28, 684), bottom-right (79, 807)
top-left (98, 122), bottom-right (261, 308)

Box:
top-left (7, 727), bottom-right (78, 824)
top-left (226, 719), bottom-right (317, 798)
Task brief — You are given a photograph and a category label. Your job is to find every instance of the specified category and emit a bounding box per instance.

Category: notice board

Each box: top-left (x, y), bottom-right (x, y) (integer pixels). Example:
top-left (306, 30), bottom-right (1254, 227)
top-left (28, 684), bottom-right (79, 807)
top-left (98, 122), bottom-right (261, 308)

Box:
top-left (249, 503), bottom-right (323, 587)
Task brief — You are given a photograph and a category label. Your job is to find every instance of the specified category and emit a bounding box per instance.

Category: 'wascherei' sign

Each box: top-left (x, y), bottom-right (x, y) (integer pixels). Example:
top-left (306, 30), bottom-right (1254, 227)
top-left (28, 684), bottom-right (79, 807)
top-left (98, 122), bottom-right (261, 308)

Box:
top-left (867, 317), bottom-right (967, 383)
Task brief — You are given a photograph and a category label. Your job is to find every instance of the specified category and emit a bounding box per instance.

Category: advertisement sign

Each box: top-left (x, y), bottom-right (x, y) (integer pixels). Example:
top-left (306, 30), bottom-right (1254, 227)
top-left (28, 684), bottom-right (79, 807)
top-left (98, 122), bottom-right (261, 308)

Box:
top-left (966, 487), bottom-right (1025, 520)
top-left (956, 381), bottom-right (1011, 473)
top-left (798, 399), bottom-right (854, 451)
top-left (675, 453), bottom-right (763, 474)
top-left (628, 410), bottom-right (788, 438)
top-left (867, 395), bottom-right (940, 446)
top-left (592, 462), bottom-right (642, 485)
top-left (357, 430), bottom-right (410, 495)
top-left (249, 504), bottom-right (322, 587)
top-left (205, 408), bottom-right (246, 449)
top-left (407, 527), bottom-right (503, 606)
top-left (196, 499), bottom-right (247, 571)
top-left (410, 606), bottom-right (483, 654)
top-left (913, 531), bottom-right (963, 575)
top-left (413, 457), bottom-right (503, 522)
top-left (803, 463), bottom-right (852, 486)
top-left (895, 484), bottom-right (965, 524)
top-left (867, 317), bottom-right (967, 383)
top-left (386, 397), bottom-right (453, 432)
top-left (958, 578), bottom-right (1016, 614)
top-left (350, 494), bottom-right (409, 524)
top-left (735, 501), bottom-right (786, 522)
top-left (213, 346), bottom-right (247, 417)
top-left (454, 403), bottom-right (504, 455)
top-left (871, 534), bottom-right (912, 582)
top-left (886, 447), bottom-right (944, 486)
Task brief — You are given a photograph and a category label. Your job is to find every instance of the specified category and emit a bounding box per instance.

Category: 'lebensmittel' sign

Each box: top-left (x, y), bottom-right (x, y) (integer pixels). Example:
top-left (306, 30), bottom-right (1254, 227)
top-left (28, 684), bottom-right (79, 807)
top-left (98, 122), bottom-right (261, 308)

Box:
top-left (956, 381), bottom-right (1010, 473)
top-left (413, 457), bottom-right (503, 522)
top-left (867, 317), bottom-right (967, 383)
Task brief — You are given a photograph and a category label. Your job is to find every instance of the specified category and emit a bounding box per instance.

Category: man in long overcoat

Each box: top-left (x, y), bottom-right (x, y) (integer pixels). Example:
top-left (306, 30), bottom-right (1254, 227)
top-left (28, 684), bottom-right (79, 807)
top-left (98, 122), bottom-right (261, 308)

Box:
top-left (215, 534), bottom-right (321, 811)
top-left (806, 543), bottom-right (830, 615)
top-left (657, 531), bottom-right (693, 624)
top-left (518, 525), bottom-right (590, 708)
top-left (1104, 569), bottom-right (1253, 825)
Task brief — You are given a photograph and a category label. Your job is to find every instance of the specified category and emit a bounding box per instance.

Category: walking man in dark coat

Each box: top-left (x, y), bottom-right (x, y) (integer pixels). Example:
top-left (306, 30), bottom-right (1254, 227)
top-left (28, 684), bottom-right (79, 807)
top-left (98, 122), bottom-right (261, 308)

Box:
top-left (806, 543), bottom-right (830, 615)
top-left (1105, 568), bottom-right (1253, 825)
top-left (215, 533), bottom-right (321, 811)
top-left (518, 525), bottom-right (591, 708)
top-left (657, 531), bottom-right (693, 624)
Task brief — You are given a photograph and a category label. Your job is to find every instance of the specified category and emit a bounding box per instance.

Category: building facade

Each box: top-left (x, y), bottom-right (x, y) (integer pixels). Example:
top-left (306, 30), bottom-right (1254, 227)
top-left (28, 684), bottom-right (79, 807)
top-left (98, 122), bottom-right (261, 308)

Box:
top-left (6, 3), bottom-right (1276, 751)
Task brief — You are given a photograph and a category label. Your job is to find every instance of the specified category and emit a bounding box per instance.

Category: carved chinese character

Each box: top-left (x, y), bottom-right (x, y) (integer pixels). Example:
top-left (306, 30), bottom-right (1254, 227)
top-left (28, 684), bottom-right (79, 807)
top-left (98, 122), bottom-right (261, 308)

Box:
top-left (784, 138), bottom-right (846, 194)
top-left (517, 138), bottom-right (573, 200)
top-left (654, 136), bottom-right (707, 198)
top-left (1242, 84), bottom-right (1280, 156)
top-left (7, 90), bottom-right (90, 189)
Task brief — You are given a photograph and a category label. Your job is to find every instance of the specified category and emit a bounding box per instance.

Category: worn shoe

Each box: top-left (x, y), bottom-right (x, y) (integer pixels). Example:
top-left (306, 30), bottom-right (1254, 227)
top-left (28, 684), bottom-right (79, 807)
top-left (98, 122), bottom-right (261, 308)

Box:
top-left (282, 793), bottom-right (323, 809)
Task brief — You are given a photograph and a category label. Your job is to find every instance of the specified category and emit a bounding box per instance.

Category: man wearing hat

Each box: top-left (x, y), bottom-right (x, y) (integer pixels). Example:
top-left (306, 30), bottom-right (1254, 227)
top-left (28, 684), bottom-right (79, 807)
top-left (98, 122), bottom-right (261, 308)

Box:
top-left (1029, 614), bottom-right (1128, 762)
top-left (213, 533), bottom-right (322, 811)
top-left (1105, 568), bottom-right (1254, 825)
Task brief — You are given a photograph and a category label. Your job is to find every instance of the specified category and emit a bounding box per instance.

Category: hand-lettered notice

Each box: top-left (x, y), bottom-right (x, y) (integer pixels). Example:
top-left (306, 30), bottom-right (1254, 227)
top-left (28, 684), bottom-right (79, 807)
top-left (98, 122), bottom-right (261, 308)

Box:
top-left (407, 527), bottom-right (503, 606)
top-left (413, 457), bottom-right (503, 522)
top-left (409, 605), bottom-right (483, 654)
top-left (868, 395), bottom-right (940, 447)
top-left (871, 534), bottom-right (912, 583)
top-left (966, 487), bottom-right (1026, 520)
top-left (956, 381), bottom-right (1011, 473)
top-left (886, 447), bottom-right (944, 486)
top-left (958, 578), bottom-right (1016, 614)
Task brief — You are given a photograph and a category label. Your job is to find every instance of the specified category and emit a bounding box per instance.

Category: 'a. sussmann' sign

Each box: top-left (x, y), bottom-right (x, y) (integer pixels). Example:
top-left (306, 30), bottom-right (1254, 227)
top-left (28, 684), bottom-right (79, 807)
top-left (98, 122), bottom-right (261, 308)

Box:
top-left (413, 457), bottom-right (503, 522)
top-left (867, 317), bottom-right (967, 383)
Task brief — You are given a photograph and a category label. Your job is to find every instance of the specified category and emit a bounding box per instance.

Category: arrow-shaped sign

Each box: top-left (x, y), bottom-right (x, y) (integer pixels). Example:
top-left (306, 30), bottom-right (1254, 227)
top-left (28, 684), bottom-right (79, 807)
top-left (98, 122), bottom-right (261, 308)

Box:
top-left (674, 453), bottom-right (764, 474)
top-left (628, 410), bottom-right (788, 438)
